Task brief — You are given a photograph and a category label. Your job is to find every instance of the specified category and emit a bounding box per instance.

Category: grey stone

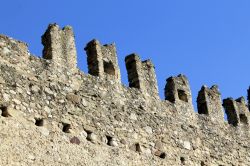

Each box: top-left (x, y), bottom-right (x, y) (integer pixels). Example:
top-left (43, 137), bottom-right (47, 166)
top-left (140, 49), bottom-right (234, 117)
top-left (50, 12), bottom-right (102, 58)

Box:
top-left (0, 24), bottom-right (248, 166)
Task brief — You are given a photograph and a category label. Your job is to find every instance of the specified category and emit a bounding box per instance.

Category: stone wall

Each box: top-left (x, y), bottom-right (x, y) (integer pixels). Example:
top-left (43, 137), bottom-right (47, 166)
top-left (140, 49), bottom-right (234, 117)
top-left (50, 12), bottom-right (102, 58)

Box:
top-left (0, 24), bottom-right (249, 166)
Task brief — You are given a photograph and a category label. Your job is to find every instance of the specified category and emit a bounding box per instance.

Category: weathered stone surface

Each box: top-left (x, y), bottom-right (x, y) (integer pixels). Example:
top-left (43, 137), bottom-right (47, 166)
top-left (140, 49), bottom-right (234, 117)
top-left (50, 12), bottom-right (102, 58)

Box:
top-left (70, 136), bottom-right (81, 145)
top-left (66, 93), bottom-right (81, 104)
top-left (39, 127), bottom-right (50, 136)
top-left (183, 141), bottom-right (191, 150)
top-left (0, 24), bottom-right (249, 165)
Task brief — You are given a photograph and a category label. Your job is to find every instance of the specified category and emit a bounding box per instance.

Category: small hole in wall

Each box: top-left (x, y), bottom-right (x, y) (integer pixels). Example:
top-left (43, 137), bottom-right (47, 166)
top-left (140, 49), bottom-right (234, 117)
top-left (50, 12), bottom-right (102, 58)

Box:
top-left (85, 130), bottom-right (93, 141)
top-left (154, 150), bottom-right (166, 159)
top-left (1, 106), bottom-right (10, 117)
top-left (198, 103), bottom-right (208, 115)
top-left (62, 123), bottom-right (71, 133)
top-left (103, 61), bottom-right (115, 76)
top-left (180, 157), bottom-right (185, 164)
top-left (239, 114), bottom-right (248, 124)
top-left (106, 136), bottom-right (113, 146)
top-left (200, 161), bottom-right (205, 166)
top-left (159, 152), bottom-right (166, 159)
top-left (135, 143), bottom-right (142, 153)
top-left (178, 90), bottom-right (188, 102)
top-left (35, 118), bottom-right (44, 126)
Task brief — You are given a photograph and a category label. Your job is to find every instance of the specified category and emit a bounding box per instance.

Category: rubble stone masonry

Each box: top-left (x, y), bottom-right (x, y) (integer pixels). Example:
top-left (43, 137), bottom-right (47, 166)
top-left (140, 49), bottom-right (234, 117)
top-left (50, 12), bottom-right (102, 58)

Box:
top-left (0, 24), bottom-right (249, 165)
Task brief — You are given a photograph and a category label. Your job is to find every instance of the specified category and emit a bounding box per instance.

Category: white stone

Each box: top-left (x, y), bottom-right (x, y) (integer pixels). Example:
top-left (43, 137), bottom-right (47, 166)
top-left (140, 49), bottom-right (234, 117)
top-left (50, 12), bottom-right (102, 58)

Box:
top-left (110, 139), bottom-right (118, 147)
top-left (9, 90), bottom-right (16, 95)
top-left (130, 113), bottom-right (137, 120)
top-left (2, 47), bottom-right (10, 54)
top-left (87, 133), bottom-right (97, 142)
top-left (183, 141), bottom-right (191, 150)
top-left (0, 41), bottom-right (5, 47)
top-left (39, 127), bottom-right (50, 136)
top-left (82, 98), bottom-right (88, 107)
top-left (44, 87), bottom-right (53, 95)
top-left (143, 148), bottom-right (152, 156)
top-left (44, 106), bottom-right (51, 114)
top-left (27, 154), bottom-right (35, 161)
top-left (174, 131), bottom-right (178, 135)
top-left (3, 93), bottom-right (9, 101)
top-left (59, 99), bottom-right (65, 103)
top-left (13, 99), bottom-right (21, 105)
top-left (144, 126), bottom-right (153, 134)
top-left (80, 130), bottom-right (88, 138)
top-left (132, 132), bottom-right (138, 139)
top-left (31, 85), bottom-right (40, 93)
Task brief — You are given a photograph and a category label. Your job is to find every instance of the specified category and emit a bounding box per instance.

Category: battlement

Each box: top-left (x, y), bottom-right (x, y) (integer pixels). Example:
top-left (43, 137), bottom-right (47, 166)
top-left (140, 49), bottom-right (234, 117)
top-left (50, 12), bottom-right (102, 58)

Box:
top-left (42, 24), bottom-right (77, 70)
top-left (165, 74), bottom-right (192, 104)
top-left (0, 24), bottom-right (250, 165)
top-left (125, 53), bottom-right (159, 99)
top-left (197, 85), bottom-right (224, 122)
top-left (223, 97), bottom-right (250, 126)
top-left (84, 39), bottom-right (121, 83)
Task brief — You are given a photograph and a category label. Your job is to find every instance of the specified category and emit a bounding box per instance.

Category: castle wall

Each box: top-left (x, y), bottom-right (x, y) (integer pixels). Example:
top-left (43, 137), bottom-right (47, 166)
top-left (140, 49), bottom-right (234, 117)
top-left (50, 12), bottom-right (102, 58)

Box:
top-left (84, 39), bottom-right (121, 83)
top-left (197, 85), bottom-right (224, 122)
top-left (0, 24), bottom-right (249, 165)
top-left (42, 24), bottom-right (77, 71)
top-left (125, 54), bottom-right (159, 100)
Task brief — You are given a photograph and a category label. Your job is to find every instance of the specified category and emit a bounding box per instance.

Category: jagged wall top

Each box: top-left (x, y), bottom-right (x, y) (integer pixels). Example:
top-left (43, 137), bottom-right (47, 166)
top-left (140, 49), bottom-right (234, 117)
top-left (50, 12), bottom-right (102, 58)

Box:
top-left (1, 23), bottom-right (250, 128)
top-left (84, 39), bottom-right (121, 83)
top-left (42, 24), bottom-right (77, 70)
top-left (0, 23), bottom-right (250, 165)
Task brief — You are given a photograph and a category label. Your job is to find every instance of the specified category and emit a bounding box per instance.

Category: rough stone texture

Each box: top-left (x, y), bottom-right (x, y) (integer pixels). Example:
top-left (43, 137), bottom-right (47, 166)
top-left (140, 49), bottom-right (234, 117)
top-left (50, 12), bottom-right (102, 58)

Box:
top-left (0, 24), bottom-right (250, 166)
top-left (42, 24), bottom-right (77, 71)
top-left (164, 75), bottom-right (196, 122)
top-left (125, 54), bottom-right (159, 100)
top-left (223, 97), bottom-right (250, 127)
top-left (84, 39), bottom-right (121, 83)
top-left (197, 85), bottom-right (224, 122)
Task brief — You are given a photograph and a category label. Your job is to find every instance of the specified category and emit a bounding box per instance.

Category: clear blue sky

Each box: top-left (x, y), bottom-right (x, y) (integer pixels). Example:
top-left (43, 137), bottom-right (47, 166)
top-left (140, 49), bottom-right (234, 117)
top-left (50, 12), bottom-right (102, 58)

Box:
top-left (1, 0), bottom-right (250, 106)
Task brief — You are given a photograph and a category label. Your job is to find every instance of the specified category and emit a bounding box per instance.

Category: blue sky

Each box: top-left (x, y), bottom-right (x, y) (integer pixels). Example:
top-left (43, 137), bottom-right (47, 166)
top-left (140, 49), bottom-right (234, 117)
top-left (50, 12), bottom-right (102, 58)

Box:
top-left (1, 0), bottom-right (250, 107)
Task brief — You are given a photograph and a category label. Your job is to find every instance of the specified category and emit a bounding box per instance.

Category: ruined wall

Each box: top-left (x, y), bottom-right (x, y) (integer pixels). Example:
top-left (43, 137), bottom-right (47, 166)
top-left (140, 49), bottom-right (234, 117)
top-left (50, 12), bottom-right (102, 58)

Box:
top-left (0, 24), bottom-right (249, 166)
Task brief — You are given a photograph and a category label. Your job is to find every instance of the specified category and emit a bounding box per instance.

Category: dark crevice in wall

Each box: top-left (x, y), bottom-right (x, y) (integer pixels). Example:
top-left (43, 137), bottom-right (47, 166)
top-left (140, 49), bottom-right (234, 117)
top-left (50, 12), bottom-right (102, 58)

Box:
top-left (159, 152), bottom-right (166, 159)
top-left (1, 106), bottom-right (10, 117)
top-left (178, 89), bottom-right (188, 102)
top-left (240, 114), bottom-right (248, 124)
top-left (103, 61), bottom-right (115, 76)
top-left (180, 157), bottom-right (185, 165)
top-left (35, 118), bottom-right (44, 126)
top-left (85, 130), bottom-right (93, 142)
top-left (62, 123), bottom-right (71, 133)
top-left (106, 136), bottom-right (113, 146)
top-left (198, 103), bottom-right (208, 115)
top-left (135, 143), bottom-right (142, 153)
